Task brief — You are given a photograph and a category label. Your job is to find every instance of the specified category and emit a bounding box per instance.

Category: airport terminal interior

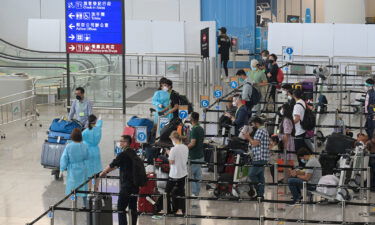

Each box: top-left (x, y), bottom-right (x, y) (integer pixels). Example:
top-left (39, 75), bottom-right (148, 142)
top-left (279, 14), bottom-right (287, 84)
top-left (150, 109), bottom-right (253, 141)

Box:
top-left (2, 0), bottom-right (375, 225)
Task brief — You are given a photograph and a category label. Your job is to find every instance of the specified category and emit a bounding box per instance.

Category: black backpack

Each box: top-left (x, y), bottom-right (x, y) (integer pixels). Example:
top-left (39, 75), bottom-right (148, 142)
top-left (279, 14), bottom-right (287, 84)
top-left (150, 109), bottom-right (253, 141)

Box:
top-left (246, 82), bottom-right (261, 106)
top-left (297, 103), bottom-right (316, 131)
top-left (178, 93), bottom-right (194, 114)
top-left (126, 150), bottom-right (148, 187)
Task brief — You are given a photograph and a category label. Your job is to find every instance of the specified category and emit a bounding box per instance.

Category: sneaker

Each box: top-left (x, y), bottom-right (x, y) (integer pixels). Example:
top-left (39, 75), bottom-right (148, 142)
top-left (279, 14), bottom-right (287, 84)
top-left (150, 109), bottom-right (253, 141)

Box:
top-left (152, 215), bottom-right (163, 220)
top-left (287, 200), bottom-right (302, 206)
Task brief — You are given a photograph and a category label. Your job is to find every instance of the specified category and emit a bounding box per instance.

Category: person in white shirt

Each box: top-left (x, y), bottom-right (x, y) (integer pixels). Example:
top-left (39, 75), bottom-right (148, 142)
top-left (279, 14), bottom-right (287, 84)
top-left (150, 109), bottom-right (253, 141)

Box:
top-left (165, 131), bottom-right (188, 215)
top-left (292, 89), bottom-right (311, 164)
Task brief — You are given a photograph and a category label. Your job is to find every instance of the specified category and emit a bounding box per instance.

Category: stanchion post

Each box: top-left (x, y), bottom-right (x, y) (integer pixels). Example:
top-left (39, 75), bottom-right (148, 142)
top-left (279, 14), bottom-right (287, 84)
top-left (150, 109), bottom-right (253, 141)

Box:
top-left (189, 68), bottom-right (194, 106)
top-left (341, 200), bottom-right (346, 223)
top-left (195, 65), bottom-right (200, 110)
top-left (302, 182), bottom-right (307, 225)
top-left (72, 192), bottom-right (77, 225)
top-left (128, 209), bottom-right (132, 225)
top-left (185, 175), bottom-right (190, 225)
top-left (367, 167), bottom-right (371, 202)
top-left (207, 58), bottom-right (211, 99)
top-left (184, 70), bottom-right (188, 96)
top-left (257, 197), bottom-right (263, 225)
top-left (49, 206), bottom-right (54, 225)
top-left (163, 193), bottom-right (168, 225)
top-left (273, 163), bottom-right (279, 213)
top-left (214, 146), bottom-right (218, 181)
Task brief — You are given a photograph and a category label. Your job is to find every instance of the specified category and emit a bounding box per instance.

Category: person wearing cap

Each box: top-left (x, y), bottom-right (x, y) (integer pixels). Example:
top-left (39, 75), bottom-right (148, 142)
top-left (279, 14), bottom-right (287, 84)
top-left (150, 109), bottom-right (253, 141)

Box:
top-left (248, 59), bottom-right (268, 115)
top-left (242, 117), bottom-right (270, 199)
top-left (218, 27), bottom-right (231, 79)
top-left (365, 78), bottom-right (375, 138)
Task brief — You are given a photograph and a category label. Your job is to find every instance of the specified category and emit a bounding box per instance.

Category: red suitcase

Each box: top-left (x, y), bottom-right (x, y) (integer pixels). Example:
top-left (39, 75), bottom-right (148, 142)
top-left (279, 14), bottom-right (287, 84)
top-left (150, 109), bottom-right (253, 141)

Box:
top-left (138, 173), bottom-right (157, 213)
top-left (123, 126), bottom-right (141, 149)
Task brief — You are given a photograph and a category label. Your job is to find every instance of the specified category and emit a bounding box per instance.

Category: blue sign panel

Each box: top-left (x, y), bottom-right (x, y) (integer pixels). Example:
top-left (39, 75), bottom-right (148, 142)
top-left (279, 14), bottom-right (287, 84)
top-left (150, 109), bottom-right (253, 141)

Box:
top-left (230, 81), bottom-right (238, 89)
top-left (179, 110), bottom-right (188, 119)
top-left (136, 127), bottom-right (147, 143)
top-left (214, 90), bottom-right (222, 98)
top-left (65, 0), bottom-right (123, 54)
top-left (201, 100), bottom-right (209, 108)
top-left (286, 47), bottom-right (294, 55)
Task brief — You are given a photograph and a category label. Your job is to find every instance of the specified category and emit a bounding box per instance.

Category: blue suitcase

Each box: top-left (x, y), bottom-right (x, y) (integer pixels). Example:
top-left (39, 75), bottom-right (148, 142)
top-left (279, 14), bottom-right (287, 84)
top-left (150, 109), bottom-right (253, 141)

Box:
top-left (47, 131), bottom-right (71, 144)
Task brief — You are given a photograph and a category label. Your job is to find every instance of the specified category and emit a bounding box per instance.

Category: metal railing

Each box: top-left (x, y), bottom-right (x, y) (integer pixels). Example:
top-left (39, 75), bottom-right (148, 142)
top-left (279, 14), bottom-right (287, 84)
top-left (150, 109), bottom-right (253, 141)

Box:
top-left (0, 89), bottom-right (41, 138)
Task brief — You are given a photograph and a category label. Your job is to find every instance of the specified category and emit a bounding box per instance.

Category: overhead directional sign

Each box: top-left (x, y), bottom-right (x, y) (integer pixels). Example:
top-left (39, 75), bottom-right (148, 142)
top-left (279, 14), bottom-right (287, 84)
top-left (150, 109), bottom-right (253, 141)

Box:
top-left (65, 0), bottom-right (123, 54)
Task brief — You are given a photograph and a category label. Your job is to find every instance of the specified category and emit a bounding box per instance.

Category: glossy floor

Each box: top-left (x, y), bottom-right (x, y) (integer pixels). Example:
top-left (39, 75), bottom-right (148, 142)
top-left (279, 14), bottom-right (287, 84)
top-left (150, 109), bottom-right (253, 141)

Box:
top-left (0, 102), bottom-right (374, 225)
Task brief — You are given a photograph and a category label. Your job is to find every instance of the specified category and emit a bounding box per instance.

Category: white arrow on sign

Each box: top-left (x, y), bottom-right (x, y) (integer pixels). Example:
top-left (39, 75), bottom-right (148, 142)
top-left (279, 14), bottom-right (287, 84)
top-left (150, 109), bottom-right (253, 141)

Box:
top-left (68, 45), bottom-right (75, 51)
top-left (68, 34), bottom-right (75, 40)
top-left (68, 13), bottom-right (75, 19)
top-left (68, 24), bottom-right (75, 30)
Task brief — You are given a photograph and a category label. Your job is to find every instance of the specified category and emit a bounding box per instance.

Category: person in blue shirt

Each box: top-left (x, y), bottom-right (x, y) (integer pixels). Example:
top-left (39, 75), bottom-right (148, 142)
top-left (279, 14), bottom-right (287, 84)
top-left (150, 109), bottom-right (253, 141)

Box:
top-left (60, 128), bottom-right (89, 206)
top-left (68, 87), bottom-right (93, 127)
top-left (82, 114), bottom-right (103, 191)
top-left (224, 94), bottom-right (249, 136)
top-left (152, 78), bottom-right (172, 124)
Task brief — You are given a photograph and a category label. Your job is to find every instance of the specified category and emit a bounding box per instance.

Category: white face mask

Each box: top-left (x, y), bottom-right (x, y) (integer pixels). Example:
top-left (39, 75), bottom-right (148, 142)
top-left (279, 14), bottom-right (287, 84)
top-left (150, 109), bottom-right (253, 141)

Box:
top-left (262, 56), bottom-right (267, 60)
top-left (162, 86), bottom-right (169, 92)
top-left (287, 96), bottom-right (292, 100)
top-left (233, 101), bottom-right (237, 107)
top-left (280, 109), bottom-right (284, 116)
top-left (282, 90), bottom-right (287, 95)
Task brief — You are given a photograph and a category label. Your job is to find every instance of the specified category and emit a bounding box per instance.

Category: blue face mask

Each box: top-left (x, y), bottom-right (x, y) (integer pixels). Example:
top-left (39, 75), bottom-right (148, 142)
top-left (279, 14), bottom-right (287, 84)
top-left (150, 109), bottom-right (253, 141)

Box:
top-left (251, 67), bottom-right (257, 71)
top-left (239, 78), bottom-right (245, 83)
top-left (300, 159), bottom-right (306, 164)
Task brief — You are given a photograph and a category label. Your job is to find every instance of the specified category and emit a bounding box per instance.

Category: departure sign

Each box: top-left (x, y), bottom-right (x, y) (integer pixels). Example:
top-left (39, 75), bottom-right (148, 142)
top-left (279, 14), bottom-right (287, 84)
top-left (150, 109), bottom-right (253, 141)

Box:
top-left (65, 0), bottom-right (123, 54)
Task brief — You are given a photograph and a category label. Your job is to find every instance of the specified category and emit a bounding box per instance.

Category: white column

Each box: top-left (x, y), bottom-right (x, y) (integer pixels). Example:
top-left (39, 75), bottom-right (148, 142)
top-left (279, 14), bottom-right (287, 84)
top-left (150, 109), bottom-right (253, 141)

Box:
top-left (324, 0), bottom-right (365, 24)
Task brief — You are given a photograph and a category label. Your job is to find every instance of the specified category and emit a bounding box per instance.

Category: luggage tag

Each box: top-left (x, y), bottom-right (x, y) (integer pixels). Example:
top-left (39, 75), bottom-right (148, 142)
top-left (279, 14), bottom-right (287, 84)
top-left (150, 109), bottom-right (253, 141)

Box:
top-left (57, 136), bottom-right (61, 143)
top-left (79, 112), bottom-right (85, 117)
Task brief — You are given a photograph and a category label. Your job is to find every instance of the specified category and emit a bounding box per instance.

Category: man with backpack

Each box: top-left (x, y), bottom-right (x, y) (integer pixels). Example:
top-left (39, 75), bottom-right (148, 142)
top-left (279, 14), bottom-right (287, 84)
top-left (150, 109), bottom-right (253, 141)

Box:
top-left (364, 78), bottom-right (375, 138)
top-left (236, 69), bottom-right (261, 119)
top-left (292, 89), bottom-right (314, 157)
top-left (100, 135), bottom-right (147, 225)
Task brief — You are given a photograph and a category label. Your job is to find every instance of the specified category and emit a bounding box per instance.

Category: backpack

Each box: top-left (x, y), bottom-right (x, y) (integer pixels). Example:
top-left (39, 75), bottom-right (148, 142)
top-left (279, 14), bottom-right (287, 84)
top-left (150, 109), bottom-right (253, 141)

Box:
top-left (277, 68), bottom-right (284, 84)
top-left (126, 150), bottom-right (148, 187)
top-left (367, 89), bottom-right (375, 112)
top-left (177, 93), bottom-right (194, 114)
top-left (246, 82), bottom-right (261, 106)
top-left (297, 102), bottom-right (316, 131)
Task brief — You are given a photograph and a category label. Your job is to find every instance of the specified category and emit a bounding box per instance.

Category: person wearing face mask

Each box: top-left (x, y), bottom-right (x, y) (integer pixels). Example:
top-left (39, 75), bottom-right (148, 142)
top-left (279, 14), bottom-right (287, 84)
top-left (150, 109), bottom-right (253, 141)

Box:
top-left (159, 79), bottom-right (180, 121)
top-left (287, 148), bottom-right (321, 205)
top-left (364, 78), bottom-right (375, 138)
top-left (281, 84), bottom-right (296, 108)
top-left (266, 54), bottom-right (279, 110)
top-left (152, 78), bottom-right (172, 124)
top-left (236, 69), bottom-right (256, 118)
top-left (248, 59), bottom-right (268, 116)
top-left (260, 50), bottom-right (270, 67)
top-left (225, 94), bottom-right (248, 136)
top-left (279, 104), bottom-right (296, 168)
top-left (242, 117), bottom-right (270, 199)
top-left (68, 87), bottom-right (93, 128)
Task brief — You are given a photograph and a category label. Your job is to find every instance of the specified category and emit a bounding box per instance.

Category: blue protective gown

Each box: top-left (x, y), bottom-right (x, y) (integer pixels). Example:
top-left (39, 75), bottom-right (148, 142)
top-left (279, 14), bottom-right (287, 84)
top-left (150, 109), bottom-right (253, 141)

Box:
top-left (82, 120), bottom-right (103, 177)
top-left (152, 90), bottom-right (172, 124)
top-left (60, 142), bottom-right (89, 196)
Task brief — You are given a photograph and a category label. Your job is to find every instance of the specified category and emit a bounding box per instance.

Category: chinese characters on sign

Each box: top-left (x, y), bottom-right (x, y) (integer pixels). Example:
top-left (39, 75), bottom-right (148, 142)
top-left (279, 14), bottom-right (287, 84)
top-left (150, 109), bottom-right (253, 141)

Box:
top-left (66, 0), bottom-right (123, 54)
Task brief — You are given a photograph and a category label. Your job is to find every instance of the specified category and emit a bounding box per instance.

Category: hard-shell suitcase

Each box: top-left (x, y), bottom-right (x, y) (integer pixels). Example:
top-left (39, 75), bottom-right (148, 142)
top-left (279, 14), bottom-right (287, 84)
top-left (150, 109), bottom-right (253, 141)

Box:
top-left (325, 133), bottom-right (355, 155)
top-left (41, 142), bottom-right (66, 168)
top-left (138, 173), bottom-right (157, 213)
top-left (47, 131), bottom-right (71, 144)
top-left (208, 148), bottom-right (227, 173)
top-left (88, 194), bottom-right (113, 225)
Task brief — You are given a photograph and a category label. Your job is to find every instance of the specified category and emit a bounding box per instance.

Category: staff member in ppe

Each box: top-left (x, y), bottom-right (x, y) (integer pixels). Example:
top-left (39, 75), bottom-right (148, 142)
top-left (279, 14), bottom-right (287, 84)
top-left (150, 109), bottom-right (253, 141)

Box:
top-left (60, 128), bottom-right (89, 206)
top-left (68, 87), bottom-right (93, 127)
top-left (152, 78), bottom-right (172, 124)
top-left (82, 114), bottom-right (103, 192)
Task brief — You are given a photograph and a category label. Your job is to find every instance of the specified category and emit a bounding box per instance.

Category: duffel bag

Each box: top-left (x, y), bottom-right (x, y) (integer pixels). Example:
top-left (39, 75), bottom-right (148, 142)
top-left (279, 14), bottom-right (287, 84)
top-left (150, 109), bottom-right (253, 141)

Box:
top-left (127, 116), bottom-right (154, 133)
top-left (49, 118), bottom-right (82, 134)
top-left (325, 133), bottom-right (355, 155)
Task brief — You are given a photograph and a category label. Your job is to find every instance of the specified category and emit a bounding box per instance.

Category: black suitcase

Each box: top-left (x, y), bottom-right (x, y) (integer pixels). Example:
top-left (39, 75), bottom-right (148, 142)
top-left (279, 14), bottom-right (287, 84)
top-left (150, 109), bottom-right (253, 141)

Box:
top-left (41, 142), bottom-right (66, 168)
top-left (325, 133), bottom-right (355, 155)
top-left (88, 194), bottom-right (113, 225)
top-left (159, 118), bottom-right (181, 144)
top-left (319, 153), bottom-right (339, 176)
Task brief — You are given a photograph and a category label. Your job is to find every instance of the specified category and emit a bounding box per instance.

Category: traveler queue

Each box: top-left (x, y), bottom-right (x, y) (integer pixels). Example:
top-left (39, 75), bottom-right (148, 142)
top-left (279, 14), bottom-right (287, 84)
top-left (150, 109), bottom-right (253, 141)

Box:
top-left (58, 74), bottom-right (375, 224)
